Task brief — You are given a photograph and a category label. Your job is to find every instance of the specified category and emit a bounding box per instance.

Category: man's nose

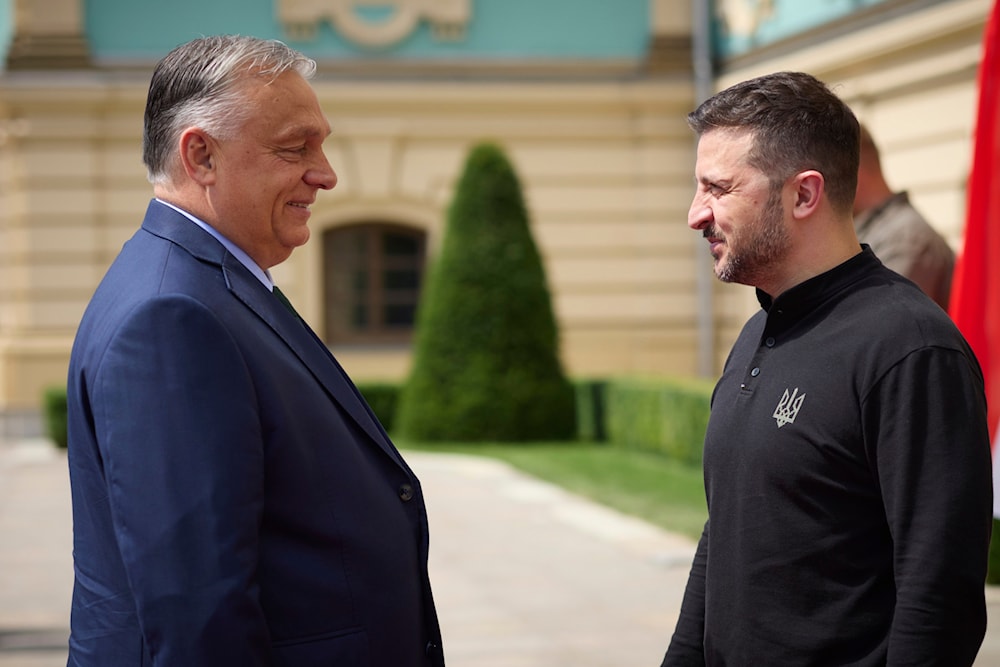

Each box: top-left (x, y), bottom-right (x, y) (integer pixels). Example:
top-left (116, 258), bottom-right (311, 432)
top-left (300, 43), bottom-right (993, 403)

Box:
top-left (308, 153), bottom-right (337, 190)
top-left (688, 194), bottom-right (712, 230)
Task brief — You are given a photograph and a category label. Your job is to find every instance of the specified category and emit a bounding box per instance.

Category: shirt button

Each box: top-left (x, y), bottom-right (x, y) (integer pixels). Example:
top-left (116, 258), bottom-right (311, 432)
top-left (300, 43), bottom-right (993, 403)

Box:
top-left (765, 337), bottom-right (775, 347)
top-left (750, 367), bottom-right (760, 377)
top-left (398, 483), bottom-right (415, 502)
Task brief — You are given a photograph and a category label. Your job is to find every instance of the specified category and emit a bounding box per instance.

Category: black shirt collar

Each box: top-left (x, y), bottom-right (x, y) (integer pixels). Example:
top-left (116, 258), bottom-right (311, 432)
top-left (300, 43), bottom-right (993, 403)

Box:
top-left (756, 245), bottom-right (878, 319)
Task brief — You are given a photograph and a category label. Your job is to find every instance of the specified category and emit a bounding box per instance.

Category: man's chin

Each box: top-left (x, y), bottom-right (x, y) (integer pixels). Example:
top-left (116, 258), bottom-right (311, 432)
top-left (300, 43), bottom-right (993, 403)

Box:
top-left (284, 228), bottom-right (311, 251)
top-left (712, 255), bottom-right (731, 280)
top-left (714, 258), bottom-right (745, 285)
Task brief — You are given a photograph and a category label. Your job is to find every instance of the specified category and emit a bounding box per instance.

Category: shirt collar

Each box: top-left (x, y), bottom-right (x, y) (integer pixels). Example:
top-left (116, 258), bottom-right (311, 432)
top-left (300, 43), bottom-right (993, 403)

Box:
top-left (155, 198), bottom-right (274, 291)
top-left (756, 245), bottom-right (877, 318)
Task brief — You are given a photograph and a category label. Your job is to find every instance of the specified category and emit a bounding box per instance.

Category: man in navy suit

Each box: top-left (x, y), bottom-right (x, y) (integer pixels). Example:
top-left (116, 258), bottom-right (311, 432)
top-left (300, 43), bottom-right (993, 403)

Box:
top-left (65, 35), bottom-right (444, 666)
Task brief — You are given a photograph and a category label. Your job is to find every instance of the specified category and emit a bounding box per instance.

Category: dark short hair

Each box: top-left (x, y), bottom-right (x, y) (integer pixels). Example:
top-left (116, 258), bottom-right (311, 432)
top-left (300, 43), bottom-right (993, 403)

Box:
top-left (142, 35), bottom-right (316, 184)
top-left (688, 71), bottom-right (860, 215)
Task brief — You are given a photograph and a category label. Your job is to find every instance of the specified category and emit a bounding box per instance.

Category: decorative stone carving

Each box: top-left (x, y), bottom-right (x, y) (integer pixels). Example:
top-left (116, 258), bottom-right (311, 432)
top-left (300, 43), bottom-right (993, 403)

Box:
top-left (277, 0), bottom-right (470, 48)
top-left (716, 0), bottom-right (775, 40)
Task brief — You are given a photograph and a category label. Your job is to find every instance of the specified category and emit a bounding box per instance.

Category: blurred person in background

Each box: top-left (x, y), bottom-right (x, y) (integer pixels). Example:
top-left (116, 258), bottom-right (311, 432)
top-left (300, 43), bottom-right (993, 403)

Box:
top-left (853, 123), bottom-right (955, 309)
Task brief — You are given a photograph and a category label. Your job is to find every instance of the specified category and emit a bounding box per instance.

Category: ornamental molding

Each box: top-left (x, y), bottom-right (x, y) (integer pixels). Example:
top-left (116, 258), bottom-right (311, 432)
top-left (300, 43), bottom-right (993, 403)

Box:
top-left (277, 0), bottom-right (470, 48)
top-left (716, 0), bottom-right (775, 39)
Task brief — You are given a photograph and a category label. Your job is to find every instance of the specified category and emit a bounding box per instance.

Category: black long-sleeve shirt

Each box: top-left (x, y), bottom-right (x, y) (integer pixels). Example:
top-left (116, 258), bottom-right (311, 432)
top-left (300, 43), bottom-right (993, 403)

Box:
top-left (664, 247), bottom-right (992, 666)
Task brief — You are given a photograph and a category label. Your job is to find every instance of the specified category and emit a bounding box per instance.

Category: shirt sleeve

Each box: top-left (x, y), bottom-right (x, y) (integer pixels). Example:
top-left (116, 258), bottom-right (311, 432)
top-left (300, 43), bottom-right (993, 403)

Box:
top-left (661, 521), bottom-right (709, 666)
top-left (92, 295), bottom-right (271, 666)
top-left (863, 346), bottom-right (992, 666)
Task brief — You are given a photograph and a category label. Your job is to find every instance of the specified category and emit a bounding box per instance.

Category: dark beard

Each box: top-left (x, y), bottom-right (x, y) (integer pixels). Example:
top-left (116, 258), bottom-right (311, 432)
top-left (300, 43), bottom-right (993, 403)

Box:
top-left (715, 186), bottom-right (788, 286)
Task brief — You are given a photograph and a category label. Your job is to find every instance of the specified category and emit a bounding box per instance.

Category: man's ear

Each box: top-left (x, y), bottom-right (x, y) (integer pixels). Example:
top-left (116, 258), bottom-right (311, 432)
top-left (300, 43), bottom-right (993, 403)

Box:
top-left (178, 128), bottom-right (216, 185)
top-left (790, 170), bottom-right (823, 220)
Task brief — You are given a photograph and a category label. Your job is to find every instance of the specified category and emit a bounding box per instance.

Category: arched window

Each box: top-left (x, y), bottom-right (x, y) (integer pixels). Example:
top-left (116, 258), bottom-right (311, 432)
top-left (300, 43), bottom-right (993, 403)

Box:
top-left (323, 223), bottom-right (427, 345)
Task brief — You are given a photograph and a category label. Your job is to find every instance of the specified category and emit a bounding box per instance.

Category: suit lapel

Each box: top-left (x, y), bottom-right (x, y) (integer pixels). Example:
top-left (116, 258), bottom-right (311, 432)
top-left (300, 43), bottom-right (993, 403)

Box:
top-left (140, 200), bottom-right (400, 463)
top-left (223, 259), bottom-right (395, 452)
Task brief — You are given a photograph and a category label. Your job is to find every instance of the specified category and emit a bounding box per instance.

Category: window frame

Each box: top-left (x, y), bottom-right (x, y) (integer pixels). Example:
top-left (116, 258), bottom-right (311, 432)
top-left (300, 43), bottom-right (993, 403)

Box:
top-left (322, 222), bottom-right (427, 346)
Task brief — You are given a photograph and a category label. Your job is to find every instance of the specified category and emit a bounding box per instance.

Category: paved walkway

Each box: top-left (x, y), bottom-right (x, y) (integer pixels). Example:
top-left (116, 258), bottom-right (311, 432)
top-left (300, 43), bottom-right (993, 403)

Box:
top-left (2, 438), bottom-right (1000, 666)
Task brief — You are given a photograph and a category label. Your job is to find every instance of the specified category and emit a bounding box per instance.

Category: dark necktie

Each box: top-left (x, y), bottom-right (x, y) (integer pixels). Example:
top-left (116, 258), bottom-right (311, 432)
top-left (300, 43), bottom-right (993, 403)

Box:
top-left (272, 285), bottom-right (300, 318)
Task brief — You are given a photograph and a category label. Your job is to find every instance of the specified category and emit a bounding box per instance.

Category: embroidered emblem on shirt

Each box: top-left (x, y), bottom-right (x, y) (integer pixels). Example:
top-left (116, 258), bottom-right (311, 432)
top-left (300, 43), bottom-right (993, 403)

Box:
top-left (773, 387), bottom-right (805, 428)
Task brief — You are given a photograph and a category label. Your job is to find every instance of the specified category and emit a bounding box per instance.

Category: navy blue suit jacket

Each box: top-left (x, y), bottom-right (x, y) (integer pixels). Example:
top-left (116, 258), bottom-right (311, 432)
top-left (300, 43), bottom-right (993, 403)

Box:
top-left (66, 200), bottom-right (444, 666)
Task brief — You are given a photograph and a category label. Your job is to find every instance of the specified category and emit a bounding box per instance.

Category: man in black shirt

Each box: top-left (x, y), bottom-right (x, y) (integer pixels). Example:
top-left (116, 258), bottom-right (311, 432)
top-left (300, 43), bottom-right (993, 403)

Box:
top-left (662, 71), bottom-right (992, 666)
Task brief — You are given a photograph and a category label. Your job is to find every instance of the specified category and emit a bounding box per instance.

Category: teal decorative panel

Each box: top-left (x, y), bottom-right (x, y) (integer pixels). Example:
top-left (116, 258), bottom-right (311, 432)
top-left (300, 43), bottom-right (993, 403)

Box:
top-left (83, 0), bottom-right (650, 63)
top-left (0, 0), bottom-right (11, 71)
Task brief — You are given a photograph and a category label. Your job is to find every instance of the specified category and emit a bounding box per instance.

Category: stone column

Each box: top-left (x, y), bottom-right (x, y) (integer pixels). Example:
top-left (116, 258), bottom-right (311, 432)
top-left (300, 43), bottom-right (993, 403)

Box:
top-left (5, 0), bottom-right (90, 70)
top-left (646, 0), bottom-right (693, 75)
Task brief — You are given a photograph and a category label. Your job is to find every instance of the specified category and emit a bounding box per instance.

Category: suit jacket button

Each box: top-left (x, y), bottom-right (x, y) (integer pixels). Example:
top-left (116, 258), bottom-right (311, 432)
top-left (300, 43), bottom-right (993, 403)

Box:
top-left (425, 640), bottom-right (443, 662)
top-left (398, 483), bottom-right (414, 501)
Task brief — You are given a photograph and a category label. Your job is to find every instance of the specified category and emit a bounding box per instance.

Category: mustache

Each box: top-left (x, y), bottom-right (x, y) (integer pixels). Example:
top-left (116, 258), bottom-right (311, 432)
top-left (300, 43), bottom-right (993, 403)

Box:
top-left (703, 227), bottom-right (723, 239)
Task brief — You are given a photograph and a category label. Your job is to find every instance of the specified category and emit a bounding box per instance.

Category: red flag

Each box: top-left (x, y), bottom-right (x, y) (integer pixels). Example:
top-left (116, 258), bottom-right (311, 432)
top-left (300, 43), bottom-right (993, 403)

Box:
top-left (949, 0), bottom-right (1000, 516)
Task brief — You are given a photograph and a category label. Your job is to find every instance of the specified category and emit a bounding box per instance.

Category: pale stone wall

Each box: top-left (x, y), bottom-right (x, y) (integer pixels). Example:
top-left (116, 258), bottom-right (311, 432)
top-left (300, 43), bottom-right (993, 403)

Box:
top-left (0, 78), bottom-right (148, 429)
top-left (0, 73), bottom-right (704, 427)
top-left (0, 0), bottom-right (991, 434)
top-left (286, 80), bottom-right (702, 381)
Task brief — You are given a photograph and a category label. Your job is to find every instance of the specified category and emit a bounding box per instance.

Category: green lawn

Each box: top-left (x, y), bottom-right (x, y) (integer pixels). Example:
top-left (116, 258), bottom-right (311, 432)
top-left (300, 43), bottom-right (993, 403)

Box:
top-left (399, 440), bottom-right (708, 540)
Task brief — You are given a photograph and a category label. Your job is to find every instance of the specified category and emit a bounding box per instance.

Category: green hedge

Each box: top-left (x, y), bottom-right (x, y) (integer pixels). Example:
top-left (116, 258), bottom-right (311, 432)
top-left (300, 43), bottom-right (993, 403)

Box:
top-left (356, 382), bottom-right (400, 433)
top-left (40, 375), bottom-right (714, 466)
top-left (603, 376), bottom-right (714, 466)
top-left (42, 386), bottom-right (68, 449)
top-left (363, 377), bottom-right (711, 466)
top-left (574, 379), bottom-right (608, 442)
top-left (989, 519), bottom-right (1000, 585)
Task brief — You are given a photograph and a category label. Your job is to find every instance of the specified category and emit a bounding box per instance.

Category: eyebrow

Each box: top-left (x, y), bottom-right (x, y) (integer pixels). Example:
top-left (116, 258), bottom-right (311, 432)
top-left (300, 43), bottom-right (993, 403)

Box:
top-left (275, 123), bottom-right (332, 143)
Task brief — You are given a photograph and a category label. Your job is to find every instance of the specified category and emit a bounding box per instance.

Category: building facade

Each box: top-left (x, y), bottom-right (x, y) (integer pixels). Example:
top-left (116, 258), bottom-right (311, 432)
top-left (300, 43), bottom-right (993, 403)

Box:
top-left (0, 0), bottom-right (989, 437)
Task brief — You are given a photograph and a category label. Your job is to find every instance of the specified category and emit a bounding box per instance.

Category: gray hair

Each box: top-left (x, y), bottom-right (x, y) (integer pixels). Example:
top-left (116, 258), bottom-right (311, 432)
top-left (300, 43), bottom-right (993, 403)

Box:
top-left (142, 35), bottom-right (317, 184)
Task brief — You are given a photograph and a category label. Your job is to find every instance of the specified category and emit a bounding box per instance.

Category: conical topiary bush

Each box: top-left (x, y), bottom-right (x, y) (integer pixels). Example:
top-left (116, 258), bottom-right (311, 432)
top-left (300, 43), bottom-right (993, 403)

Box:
top-left (395, 142), bottom-right (576, 442)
